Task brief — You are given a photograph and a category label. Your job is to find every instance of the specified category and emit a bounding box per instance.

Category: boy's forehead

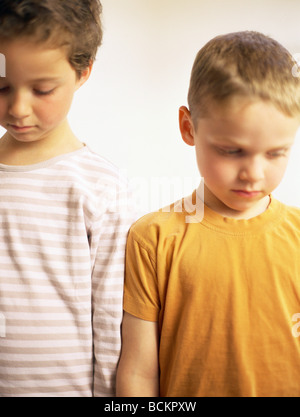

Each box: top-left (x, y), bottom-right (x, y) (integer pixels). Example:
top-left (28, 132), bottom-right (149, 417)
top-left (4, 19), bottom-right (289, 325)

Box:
top-left (206, 95), bottom-right (256, 117)
top-left (197, 98), bottom-right (300, 146)
top-left (0, 38), bottom-right (73, 80)
top-left (200, 96), bottom-right (300, 125)
top-left (0, 36), bottom-right (69, 59)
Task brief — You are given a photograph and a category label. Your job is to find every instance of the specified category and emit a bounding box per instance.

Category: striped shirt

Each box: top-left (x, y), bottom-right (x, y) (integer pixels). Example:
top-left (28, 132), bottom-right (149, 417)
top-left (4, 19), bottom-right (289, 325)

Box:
top-left (0, 146), bottom-right (135, 397)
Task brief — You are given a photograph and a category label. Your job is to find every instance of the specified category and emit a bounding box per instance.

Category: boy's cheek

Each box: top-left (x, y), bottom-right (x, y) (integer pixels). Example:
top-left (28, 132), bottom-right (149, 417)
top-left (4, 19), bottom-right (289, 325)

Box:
top-left (268, 169), bottom-right (286, 189)
top-left (0, 105), bottom-right (7, 125)
top-left (37, 100), bottom-right (72, 126)
top-left (200, 159), bottom-right (233, 182)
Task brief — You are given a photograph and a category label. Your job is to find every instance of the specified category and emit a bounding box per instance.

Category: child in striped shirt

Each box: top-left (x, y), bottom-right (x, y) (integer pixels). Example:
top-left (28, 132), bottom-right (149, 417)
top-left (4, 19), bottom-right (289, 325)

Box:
top-left (0, 0), bottom-right (134, 397)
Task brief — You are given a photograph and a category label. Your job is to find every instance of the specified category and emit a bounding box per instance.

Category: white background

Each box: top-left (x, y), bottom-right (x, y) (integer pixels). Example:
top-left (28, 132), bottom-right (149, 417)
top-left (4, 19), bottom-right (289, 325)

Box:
top-left (2, 0), bottom-right (300, 213)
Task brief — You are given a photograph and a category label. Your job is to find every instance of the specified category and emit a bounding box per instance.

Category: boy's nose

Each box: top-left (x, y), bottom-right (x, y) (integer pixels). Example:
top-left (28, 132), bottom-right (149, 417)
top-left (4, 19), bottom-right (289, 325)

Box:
top-left (8, 91), bottom-right (31, 119)
top-left (238, 157), bottom-right (265, 182)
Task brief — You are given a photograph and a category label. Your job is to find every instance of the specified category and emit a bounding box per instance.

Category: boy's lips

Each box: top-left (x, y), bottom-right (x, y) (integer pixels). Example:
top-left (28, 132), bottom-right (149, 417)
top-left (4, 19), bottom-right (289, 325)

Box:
top-left (232, 189), bottom-right (261, 198)
top-left (9, 124), bottom-right (35, 132)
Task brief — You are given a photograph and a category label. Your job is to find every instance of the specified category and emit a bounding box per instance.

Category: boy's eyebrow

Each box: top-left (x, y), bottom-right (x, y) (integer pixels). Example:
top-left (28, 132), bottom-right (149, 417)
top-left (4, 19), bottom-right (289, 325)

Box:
top-left (212, 136), bottom-right (294, 147)
top-left (267, 144), bottom-right (294, 150)
top-left (31, 77), bottom-right (63, 82)
top-left (211, 136), bottom-right (247, 146)
top-left (0, 76), bottom-right (65, 84)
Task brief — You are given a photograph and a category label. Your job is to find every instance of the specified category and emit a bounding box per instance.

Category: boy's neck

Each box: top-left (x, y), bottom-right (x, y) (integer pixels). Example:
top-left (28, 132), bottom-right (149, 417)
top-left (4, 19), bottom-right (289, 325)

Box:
top-left (0, 121), bottom-right (84, 166)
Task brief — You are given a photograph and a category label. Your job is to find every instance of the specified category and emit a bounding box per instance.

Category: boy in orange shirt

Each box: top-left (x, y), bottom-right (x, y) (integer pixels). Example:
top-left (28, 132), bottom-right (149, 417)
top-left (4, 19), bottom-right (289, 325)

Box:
top-left (117, 31), bottom-right (300, 397)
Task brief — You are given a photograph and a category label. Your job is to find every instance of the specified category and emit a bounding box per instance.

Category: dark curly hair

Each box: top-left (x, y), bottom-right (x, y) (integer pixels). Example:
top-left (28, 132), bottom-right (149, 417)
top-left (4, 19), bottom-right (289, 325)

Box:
top-left (0, 0), bottom-right (103, 77)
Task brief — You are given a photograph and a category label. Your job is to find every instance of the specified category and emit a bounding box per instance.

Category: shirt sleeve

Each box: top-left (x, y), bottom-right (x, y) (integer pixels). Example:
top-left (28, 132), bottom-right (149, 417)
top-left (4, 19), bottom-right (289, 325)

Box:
top-left (123, 226), bottom-right (160, 322)
top-left (90, 184), bottom-right (136, 397)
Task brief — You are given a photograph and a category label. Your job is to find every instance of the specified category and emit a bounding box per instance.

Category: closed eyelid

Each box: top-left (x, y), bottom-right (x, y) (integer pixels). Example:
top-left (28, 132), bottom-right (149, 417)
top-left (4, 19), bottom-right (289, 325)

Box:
top-left (267, 148), bottom-right (289, 156)
top-left (0, 85), bottom-right (56, 95)
top-left (34, 88), bottom-right (56, 95)
top-left (216, 146), bottom-right (242, 155)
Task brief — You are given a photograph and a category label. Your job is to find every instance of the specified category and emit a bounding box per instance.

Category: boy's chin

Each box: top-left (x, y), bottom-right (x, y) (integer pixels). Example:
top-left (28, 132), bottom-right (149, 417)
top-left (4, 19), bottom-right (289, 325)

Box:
top-left (221, 195), bottom-right (270, 218)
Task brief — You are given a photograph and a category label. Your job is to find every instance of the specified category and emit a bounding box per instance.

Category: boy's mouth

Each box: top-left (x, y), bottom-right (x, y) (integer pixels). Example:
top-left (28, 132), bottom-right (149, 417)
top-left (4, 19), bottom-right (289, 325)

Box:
top-left (232, 190), bottom-right (261, 198)
top-left (9, 124), bottom-right (35, 132)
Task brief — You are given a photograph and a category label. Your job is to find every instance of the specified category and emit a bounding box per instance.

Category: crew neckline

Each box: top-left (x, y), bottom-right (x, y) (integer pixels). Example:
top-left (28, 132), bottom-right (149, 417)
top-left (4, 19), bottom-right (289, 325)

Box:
top-left (187, 186), bottom-right (282, 236)
top-left (0, 145), bottom-right (88, 172)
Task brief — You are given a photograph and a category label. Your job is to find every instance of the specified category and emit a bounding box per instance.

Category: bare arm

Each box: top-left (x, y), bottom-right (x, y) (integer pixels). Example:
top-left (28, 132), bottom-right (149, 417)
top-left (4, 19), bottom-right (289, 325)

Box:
top-left (116, 311), bottom-right (159, 397)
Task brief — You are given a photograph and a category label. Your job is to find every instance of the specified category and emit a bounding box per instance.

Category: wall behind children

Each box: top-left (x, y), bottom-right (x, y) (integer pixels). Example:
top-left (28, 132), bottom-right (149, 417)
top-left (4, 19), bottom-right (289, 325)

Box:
top-left (5, 0), bottom-right (300, 213)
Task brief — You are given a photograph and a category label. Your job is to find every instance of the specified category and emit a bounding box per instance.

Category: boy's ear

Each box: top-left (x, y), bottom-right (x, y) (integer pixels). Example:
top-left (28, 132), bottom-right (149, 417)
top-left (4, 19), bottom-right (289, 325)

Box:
top-left (179, 106), bottom-right (196, 146)
top-left (75, 62), bottom-right (93, 90)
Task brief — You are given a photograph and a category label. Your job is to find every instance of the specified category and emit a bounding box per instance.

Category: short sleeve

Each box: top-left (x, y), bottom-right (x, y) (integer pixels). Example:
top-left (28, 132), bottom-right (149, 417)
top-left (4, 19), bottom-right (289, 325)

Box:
top-left (123, 229), bottom-right (160, 322)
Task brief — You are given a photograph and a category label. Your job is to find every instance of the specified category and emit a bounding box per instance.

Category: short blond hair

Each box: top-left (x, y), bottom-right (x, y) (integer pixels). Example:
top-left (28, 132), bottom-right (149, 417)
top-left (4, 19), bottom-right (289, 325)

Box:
top-left (188, 31), bottom-right (300, 124)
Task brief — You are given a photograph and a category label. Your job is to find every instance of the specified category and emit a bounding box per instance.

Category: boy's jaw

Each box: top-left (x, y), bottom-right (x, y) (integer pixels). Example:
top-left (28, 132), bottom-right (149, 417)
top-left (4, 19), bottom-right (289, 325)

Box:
top-left (203, 183), bottom-right (271, 219)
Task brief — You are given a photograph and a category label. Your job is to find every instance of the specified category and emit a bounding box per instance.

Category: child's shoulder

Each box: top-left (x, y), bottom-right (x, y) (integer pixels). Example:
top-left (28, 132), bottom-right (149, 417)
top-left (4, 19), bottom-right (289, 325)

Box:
top-left (284, 203), bottom-right (300, 213)
top-left (64, 146), bottom-right (129, 188)
top-left (129, 193), bottom-right (197, 246)
top-left (79, 146), bottom-right (125, 177)
top-left (280, 201), bottom-right (300, 226)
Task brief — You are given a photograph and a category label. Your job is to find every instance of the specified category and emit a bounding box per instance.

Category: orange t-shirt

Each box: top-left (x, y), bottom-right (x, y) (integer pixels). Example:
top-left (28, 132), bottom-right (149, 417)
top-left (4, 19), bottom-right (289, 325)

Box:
top-left (124, 192), bottom-right (300, 397)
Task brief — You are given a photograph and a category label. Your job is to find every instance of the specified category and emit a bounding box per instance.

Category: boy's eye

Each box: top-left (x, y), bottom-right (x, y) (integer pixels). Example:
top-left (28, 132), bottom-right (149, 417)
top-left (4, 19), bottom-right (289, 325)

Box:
top-left (0, 87), bottom-right (55, 96)
top-left (0, 86), bottom-right (9, 94)
top-left (217, 147), bottom-right (241, 156)
top-left (34, 88), bottom-right (55, 96)
top-left (268, 149), bottom-right (287, 158)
